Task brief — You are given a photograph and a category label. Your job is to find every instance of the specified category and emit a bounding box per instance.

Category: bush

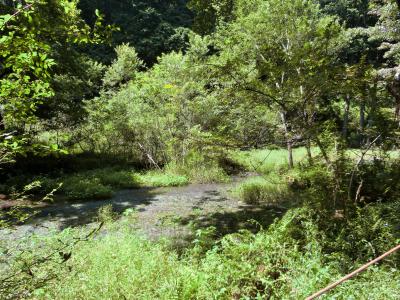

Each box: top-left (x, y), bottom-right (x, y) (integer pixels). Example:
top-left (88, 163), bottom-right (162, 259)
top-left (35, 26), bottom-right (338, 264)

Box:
top-left (325, 202), bottom-right (400, 268)
top-left (239, 181), bottom-right (266, 204)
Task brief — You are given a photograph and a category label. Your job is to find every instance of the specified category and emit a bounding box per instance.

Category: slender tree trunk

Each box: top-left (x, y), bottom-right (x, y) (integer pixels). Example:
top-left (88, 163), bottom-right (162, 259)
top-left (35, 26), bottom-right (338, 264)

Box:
top-left (387, 84), bottom-right (400, 128)
top-left (366, 82), bottom-right (378, 144)
top-left (342, 95), bottom-right (350, 141)
top-left (359, 99), bottom-right (365, 146)
top-left (315, 136), bottom-right (342, 210)
top-left (395, 97), bottom-right (400, 127)
top-left (280, 111), bottom-right (294, 168)
top-left (314, 137), bottom-right (331, 169)
top-left (287, 140), bottom-right (294, 168)
top-left (0, 113), bottom-right (4, 131)
top-left (306, 139), bottom-right (313, 165)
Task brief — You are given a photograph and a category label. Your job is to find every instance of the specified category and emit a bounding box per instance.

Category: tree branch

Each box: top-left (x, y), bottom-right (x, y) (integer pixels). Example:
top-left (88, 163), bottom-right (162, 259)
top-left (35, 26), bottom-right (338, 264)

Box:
top-left (1, 4), bottom-right (33, 28)
top-left (242, 86), bottom-right (285, 110)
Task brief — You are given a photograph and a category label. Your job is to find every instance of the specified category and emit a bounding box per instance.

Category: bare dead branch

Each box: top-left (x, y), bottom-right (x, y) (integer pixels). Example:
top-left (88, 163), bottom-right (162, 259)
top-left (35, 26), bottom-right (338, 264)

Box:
top-left (306, 244), bottom-right (400, 300)
top-left (347, 134), bottom-right (382, 202)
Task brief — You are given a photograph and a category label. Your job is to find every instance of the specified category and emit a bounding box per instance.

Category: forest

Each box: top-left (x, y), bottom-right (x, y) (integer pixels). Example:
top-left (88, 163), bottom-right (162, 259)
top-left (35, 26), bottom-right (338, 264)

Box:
top-left (0, 0), bottom-right (400, 299)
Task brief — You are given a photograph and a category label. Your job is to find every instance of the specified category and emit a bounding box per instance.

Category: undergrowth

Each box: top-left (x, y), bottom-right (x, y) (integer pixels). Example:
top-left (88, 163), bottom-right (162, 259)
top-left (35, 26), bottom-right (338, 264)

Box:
top-left (2, 204), bottom-right (399, 300)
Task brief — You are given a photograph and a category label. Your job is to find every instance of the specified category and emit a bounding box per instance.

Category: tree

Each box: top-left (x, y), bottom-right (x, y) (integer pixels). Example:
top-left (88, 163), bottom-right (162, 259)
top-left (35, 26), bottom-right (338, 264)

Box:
top-left (0, 0), bottom-right (108, 161)
top-left (187, 0), bottom-right (234, 35)
top-left (102, 44), bottom-right (143, 90)
top-left (369, 0), bottom-right (400, 126)
top-left (78, 0), bottom-right (193, 65)
top-left (319, 0), bottom-right (374, 28)
top-left (208, 0), bottom-right (345, 167)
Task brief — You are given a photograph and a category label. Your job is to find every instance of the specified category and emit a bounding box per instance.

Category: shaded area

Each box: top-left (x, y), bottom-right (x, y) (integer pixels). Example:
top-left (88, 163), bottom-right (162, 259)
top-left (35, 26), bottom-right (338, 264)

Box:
top-left (181, 204), bottom-right (286, 237)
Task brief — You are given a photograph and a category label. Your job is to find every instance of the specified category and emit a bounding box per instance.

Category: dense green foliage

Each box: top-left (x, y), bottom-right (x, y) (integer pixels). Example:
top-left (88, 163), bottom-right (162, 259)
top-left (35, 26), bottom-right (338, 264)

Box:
top-left (78, 0), bottom-right (193, 65)
top-left (1, 0), bottom-right (400, 299)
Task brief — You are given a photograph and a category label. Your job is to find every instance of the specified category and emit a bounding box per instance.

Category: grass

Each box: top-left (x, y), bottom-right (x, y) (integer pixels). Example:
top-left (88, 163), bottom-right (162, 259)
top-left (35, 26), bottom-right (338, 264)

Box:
top-left (230, 147), bottom-right (319, 175)
top-left (30, 168), bottom-right (191, 201)
top-left (4, 206), bottom-right (398, 300)
top-left (232, 147), bottom-right (400, 177)
top-left (166, 159), bottom-right (230, 184)
top-left (86, 168), bottom-right (141, 189)
top-left (3, 153), bottom-right (400, 299)
top-left (33, 168), bottom-right (141, 201)
top-left (138, 171), bottom-right (189, 187)
top-left (60, 176), bottom-right (114, 200)
top-left (5, 146), bottom-right (397, 204)
top-left (1, 150), bottom-right (232, 202)
top-left (232, 176), bottom-right (292, 205)
top-left (2, 160), bottom-right (227, 202)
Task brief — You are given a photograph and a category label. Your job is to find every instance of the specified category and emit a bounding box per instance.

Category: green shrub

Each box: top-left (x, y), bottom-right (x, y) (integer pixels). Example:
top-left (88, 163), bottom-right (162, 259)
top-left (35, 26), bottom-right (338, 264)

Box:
top-left (325, 202), bottom-right (400, 268)
top-left (234, 176), bottom-right (292, 205)
top-left (291, 156), bottom-right (400, 211)
top-left (238, 181), bottom-right (266, 204)
top-left (28, 176), bottom-right (59, 195)
top-left (356, 158), bottom-right (400, 203)
top-left (97, 204), bottom-right (118, 223)
top-left (166, 151), bottom-right (230, 184)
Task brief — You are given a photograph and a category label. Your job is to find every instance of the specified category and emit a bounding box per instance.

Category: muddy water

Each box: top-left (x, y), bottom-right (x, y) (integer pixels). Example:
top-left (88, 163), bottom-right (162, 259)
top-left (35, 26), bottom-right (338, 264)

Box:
top-left (0, 175), bottom-right (286, 241)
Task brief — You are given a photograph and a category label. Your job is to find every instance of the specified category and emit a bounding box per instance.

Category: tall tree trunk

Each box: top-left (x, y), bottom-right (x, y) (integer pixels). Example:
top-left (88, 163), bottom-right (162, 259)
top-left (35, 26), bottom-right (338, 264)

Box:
top-left (280, 111), bottom-right (294, 168)
top-left (342, 95), bottom-right (350, 141)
